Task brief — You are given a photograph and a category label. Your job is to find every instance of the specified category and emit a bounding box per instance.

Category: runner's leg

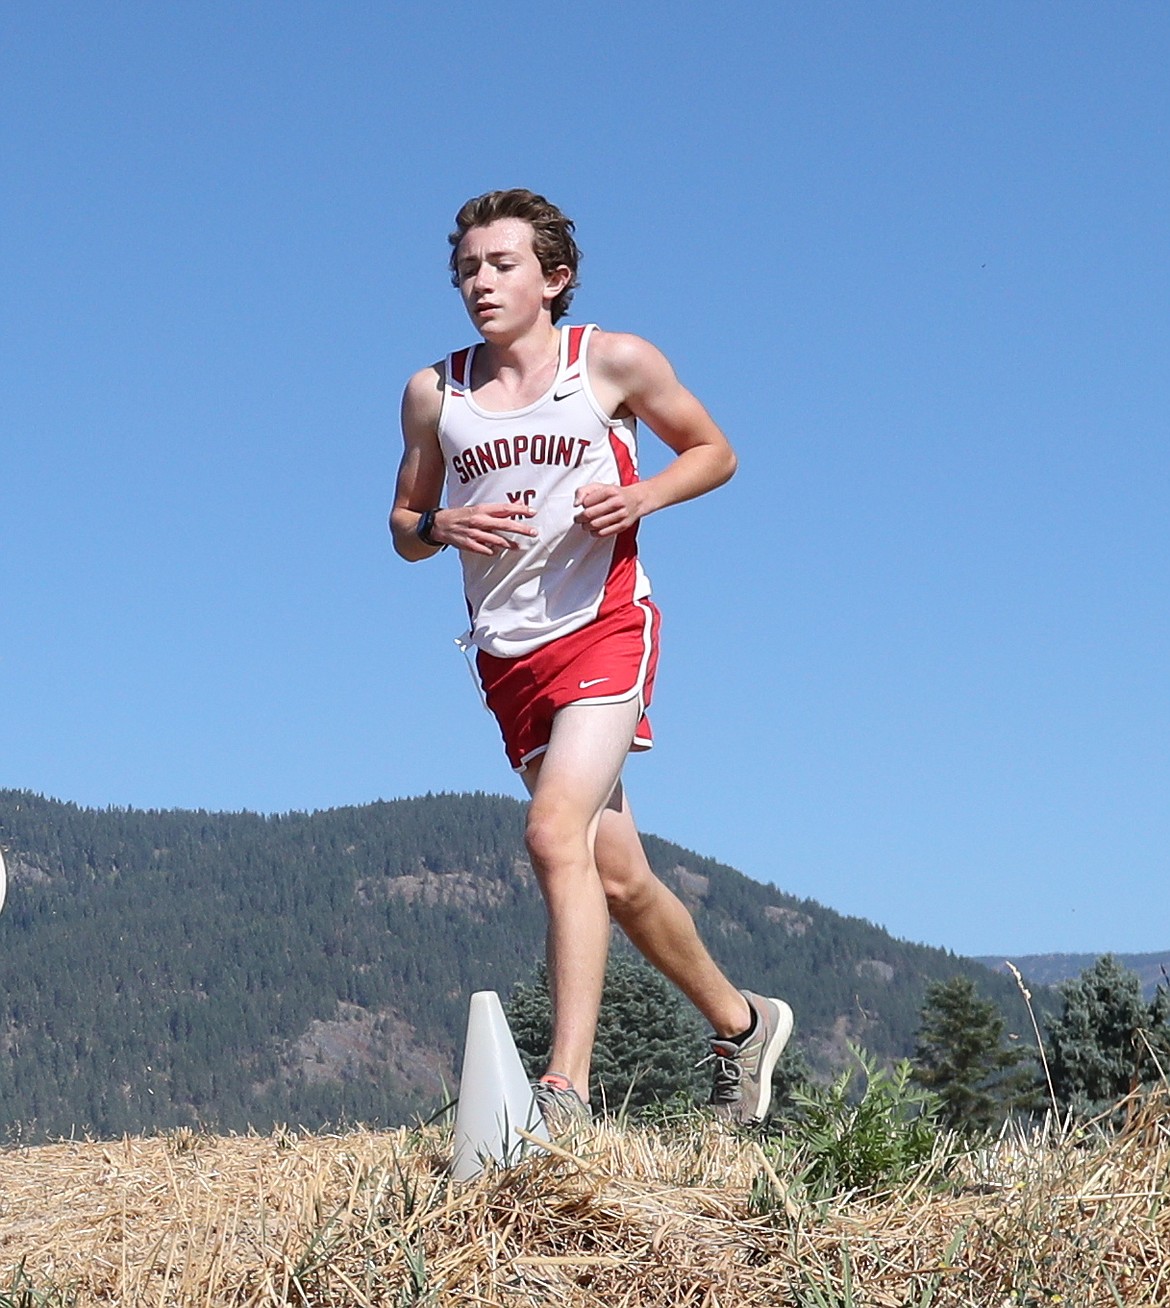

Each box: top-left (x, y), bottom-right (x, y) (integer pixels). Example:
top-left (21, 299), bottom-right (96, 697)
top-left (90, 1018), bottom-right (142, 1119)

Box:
top-left (521, 698), bottom-right (641, 1099)
top-left (595, 785), bottom-right (752, 1038)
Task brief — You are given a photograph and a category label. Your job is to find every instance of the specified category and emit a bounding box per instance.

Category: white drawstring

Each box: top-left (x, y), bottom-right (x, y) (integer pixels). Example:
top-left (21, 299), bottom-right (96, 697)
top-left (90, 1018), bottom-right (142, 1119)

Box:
top-left (454, 631), bottom-right (491, 712)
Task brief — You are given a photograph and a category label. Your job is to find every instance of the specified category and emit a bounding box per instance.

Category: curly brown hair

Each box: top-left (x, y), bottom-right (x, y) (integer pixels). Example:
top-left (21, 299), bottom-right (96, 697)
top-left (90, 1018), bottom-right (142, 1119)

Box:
top-left (448, 189), bottom-right (581, 323)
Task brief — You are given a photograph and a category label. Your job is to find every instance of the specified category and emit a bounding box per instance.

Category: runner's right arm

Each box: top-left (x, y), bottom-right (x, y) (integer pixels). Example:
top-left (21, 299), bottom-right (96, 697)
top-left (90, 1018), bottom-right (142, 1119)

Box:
top-left (391, 365), bottom-right (538, 561)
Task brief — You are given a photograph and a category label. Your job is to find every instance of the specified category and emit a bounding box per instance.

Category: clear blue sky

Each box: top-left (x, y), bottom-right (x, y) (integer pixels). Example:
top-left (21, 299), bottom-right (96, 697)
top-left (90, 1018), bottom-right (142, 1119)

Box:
top-left (3, 3), bottom-right (1167, 957)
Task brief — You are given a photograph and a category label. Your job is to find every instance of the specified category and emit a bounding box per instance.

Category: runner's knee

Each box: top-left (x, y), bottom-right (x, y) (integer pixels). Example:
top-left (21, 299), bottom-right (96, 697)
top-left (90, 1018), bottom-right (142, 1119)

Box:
top-left (594, 812), bottom-right (655, 914)
top-left (524, 797), bottom-right (588, 874)
top-left (599, 864), bottom-right (655, 918)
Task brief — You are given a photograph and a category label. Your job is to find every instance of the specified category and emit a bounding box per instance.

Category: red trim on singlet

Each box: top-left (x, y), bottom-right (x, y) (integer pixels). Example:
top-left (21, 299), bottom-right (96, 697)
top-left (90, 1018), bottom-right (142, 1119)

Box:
top-left (566, 325), bottom-right (586, 366)
top-left (594, 429), bottom-right (642, 618)
top-left (608, 430), bottom-right (637, 487)
top-left (448, 347), bottom-right (471, 393)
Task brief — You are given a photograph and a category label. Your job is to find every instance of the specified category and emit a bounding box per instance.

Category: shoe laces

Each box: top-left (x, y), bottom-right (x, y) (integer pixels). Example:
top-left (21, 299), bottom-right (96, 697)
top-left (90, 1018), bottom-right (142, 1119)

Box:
top-left (698, 1040), bottom-right (743, 1106)
top-left (533, 1074), bottom-right (590, 1121)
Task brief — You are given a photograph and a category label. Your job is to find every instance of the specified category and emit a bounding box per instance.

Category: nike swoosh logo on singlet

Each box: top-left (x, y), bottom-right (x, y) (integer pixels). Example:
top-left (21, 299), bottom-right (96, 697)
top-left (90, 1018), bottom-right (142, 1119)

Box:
top-left (553, 385), bottom-right (582, 401)
top-left (578, 677), bottom-right (609, 689)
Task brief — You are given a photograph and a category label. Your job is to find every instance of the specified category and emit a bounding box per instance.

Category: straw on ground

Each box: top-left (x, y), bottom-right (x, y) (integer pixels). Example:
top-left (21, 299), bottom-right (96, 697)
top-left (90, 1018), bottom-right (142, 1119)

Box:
top-left (1, 1097), bottom-right (1166, 1306)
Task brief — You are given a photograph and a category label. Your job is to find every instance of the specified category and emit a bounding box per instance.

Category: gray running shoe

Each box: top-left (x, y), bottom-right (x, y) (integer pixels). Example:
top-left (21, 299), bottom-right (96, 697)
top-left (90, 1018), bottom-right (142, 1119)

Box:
top-left (706, 991), bottom-right (794, 1125)
top-left (533, 1073), bottom-right (592, 1135)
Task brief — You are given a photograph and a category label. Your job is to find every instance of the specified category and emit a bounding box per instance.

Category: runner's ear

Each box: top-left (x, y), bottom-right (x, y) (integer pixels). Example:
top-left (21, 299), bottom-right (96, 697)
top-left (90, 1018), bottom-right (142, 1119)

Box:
top-left (543, 264), bottom-right (572, 304)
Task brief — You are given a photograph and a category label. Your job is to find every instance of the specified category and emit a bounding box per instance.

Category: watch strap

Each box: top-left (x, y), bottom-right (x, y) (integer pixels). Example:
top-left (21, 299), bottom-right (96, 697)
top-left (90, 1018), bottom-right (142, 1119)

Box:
top-left (416, 508), bottom-right (447, 550)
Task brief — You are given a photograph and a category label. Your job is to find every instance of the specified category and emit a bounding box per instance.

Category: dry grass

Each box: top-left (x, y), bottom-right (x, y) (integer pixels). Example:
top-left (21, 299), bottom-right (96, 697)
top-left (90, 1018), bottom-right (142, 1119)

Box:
top-left (1, 1098), bottom-right (1167, 1307)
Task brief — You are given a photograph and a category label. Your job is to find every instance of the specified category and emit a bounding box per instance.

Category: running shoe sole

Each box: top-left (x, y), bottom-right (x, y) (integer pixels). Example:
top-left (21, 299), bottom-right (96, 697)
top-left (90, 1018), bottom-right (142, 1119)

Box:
top-left (738, 991), bottom-right (795, 1123)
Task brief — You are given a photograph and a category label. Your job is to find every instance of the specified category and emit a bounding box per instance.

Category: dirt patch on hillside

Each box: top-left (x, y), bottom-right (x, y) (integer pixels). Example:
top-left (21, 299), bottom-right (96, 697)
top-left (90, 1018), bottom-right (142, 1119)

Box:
top-left (286, 1002), bottom-right (450, 1099)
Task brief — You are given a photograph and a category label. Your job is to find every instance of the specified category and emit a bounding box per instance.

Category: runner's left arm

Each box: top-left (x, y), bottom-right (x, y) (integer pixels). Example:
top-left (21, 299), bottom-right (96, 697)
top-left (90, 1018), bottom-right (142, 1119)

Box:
top-left (574, 332), bottom-right (736, 539)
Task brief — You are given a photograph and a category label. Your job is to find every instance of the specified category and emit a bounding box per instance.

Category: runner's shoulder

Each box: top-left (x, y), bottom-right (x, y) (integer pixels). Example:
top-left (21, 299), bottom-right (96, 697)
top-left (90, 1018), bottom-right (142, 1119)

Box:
top-left (588, 330), bottom-right (677, 395)
top-left (401, 361), bottom-right (444, 430)
top-left (403, 359), bottom-right (444, 397)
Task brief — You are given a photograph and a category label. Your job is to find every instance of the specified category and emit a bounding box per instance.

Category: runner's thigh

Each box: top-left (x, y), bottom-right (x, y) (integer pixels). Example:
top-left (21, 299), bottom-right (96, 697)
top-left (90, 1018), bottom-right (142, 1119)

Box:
top-left (524, 698), bottom-right (642, 823)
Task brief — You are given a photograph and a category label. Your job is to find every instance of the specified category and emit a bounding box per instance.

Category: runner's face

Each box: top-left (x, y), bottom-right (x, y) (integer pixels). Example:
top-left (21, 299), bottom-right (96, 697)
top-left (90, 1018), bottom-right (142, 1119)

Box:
top-left (454, 219), bottom-right (566, 338)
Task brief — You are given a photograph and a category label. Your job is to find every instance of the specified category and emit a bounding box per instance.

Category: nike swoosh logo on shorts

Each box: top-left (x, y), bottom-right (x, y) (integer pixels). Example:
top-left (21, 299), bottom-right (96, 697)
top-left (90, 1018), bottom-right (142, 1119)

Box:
top-left (578, 677), bottom-right (609, 689)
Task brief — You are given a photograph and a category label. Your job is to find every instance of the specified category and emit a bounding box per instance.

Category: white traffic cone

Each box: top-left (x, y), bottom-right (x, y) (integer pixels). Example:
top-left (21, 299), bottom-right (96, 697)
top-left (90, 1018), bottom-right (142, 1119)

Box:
top-left (451, 990), bottom-right (548, 1181)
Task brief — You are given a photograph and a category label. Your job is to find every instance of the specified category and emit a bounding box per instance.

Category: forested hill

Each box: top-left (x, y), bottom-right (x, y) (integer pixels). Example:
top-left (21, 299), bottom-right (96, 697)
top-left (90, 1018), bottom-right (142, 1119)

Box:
top-left (0, 789), bottom-right (1032, 1143)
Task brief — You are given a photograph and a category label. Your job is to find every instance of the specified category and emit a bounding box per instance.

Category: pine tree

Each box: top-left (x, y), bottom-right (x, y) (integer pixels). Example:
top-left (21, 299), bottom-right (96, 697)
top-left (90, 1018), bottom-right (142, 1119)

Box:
top-left (912, 975), bottom-right (1033, 1132)
top-left (1045, 955), bottom-right (1168, 1117)
top-left (506, 952), bottom-right (707, 1112)
top-left (1147, 984), bottom-right (1170, 1073)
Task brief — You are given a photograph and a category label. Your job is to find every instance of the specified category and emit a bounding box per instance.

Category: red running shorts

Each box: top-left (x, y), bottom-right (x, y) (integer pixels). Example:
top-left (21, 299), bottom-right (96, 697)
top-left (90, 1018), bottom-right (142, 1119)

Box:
top-left (476, 598), bottom-right (661, 772)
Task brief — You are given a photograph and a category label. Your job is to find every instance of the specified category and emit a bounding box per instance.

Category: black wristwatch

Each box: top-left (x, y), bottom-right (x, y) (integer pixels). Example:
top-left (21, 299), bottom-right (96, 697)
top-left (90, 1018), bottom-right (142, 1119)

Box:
top-left (416, 508), bottom-right (447, 550)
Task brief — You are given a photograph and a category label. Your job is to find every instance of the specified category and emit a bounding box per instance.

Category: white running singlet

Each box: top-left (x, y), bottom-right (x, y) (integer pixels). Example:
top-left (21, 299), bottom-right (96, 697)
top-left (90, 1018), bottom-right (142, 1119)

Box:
top-left (438, 323), bottom-right (653, 659)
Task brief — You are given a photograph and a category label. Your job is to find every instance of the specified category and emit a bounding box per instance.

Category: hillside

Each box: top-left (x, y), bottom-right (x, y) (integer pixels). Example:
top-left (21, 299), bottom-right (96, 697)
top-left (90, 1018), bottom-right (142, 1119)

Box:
top-left (0, 788), bottom-right (1036, 1143)
top-left (977, 951), bottom-right (1170, 1000)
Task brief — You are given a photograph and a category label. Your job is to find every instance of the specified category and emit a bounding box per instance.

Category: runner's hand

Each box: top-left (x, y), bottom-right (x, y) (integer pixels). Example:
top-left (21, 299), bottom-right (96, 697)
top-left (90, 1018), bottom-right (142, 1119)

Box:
top-left (429, 503), bottom-right (537, 555)
top-left (574, 483), bottom-right (647, 537)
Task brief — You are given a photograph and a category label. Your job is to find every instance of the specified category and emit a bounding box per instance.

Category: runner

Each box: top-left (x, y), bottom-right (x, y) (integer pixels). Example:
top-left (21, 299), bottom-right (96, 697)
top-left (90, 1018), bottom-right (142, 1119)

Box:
top-left (391, 188), bottom-right (793, 1128)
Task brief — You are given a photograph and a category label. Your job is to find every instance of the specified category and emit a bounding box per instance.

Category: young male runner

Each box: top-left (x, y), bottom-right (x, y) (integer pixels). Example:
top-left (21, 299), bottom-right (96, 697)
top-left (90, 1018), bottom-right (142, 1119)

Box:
top-left (391, 189), bottom-right (793, 1128)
